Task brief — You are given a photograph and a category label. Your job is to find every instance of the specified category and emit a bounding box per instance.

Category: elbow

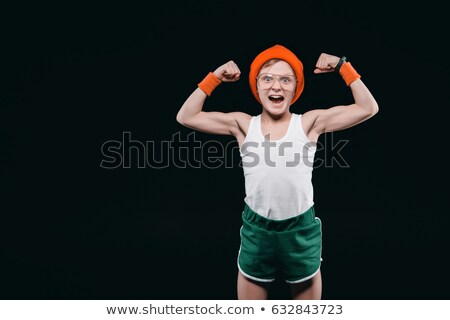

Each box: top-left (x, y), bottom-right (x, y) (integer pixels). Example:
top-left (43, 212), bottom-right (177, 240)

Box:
top-left (176, 113), bottom-right (183, 124)
top-left (176, 112), bottom-right (195, 127)
top-left (177, 108), bottom-right (201, 126)
top-left (371, 101), bottom-right (379, 116)
top-left (360, 100), bottom-right (379, 118)
top-left (176, 110), bottom-right (187, 125)
top-left (366, 105), bottom-right (379, 118)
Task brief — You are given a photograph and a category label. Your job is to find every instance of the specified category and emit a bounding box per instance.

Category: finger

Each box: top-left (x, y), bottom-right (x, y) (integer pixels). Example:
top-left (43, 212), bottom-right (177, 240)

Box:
top-left (314, 67), bottom-right (333, 74)
top-left (229, 61), bottom-right (238, 72)
top-left (226, 70), bottom-right (238, 80)
top-left (318, 53), bottom-right (326, 65)
top-left (323, 55), bottom-right (332, 69)
top-left (223, 71), bottom-right (234, 79)
top-left (322, 57), bottom-right (331, 70)
top-left (224, 71), bottom-right (234, 78)
top-left (232, 62), bottom-right (240, 76)
top-left (230, 70), bottom-right (240, 79)
top-left (315, 56), bottom-right (322, 69)
top-left (230, 65), bottom-right (239, 76)
top-left (225, 64), bottom-right (235, 76)
top-left (314, 68), bottom-right (324, 74)
top-left (326, 58), bottom-right (335, 70)
top-left (234, 64), bottom-right (241, 75)
top-left (318, 57), bottom-right (327, 70)
top-left (224, 65), bottom-right (234, 76)
top-left (226, 71), bottom-right (237, 79)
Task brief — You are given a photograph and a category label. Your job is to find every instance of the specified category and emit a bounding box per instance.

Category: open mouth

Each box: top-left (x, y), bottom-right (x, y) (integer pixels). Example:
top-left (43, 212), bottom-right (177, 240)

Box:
top-left (268, 95), bottom-right (284, 103)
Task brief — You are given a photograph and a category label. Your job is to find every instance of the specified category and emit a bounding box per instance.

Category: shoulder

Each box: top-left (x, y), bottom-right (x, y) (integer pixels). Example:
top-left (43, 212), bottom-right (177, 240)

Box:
top-left (228, 111), bottom-right (253, 121)
top-left (296, 110), bottom-right (325, 143)
top-left (295, 110), bottom-right (320, 130)
top-left (228, 112), bottom-right (253, 136)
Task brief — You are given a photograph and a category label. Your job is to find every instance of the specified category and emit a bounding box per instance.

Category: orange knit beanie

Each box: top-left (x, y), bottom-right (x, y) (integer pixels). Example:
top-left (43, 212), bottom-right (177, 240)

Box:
top-left (249, 44), bottom-right (304, 105)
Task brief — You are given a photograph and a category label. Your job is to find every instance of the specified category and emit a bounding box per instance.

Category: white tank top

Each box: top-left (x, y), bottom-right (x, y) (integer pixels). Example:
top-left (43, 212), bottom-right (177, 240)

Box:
top-left (239, 113), bottom-right (317, 220)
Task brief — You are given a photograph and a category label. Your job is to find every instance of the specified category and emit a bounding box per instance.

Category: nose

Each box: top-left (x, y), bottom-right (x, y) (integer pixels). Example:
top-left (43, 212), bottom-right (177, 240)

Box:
top-left (271, 78), bottom-right (282, 90)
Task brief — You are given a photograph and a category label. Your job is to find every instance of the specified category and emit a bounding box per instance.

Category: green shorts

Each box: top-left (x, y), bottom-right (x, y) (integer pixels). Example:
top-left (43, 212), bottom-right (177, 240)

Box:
top-left (237, 203), bottom-right (322, 283)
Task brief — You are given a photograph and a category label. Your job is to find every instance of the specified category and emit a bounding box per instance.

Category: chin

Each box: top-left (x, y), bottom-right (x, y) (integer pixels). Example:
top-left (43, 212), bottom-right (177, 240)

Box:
top-left (263, 102), bottom-right (289, 114)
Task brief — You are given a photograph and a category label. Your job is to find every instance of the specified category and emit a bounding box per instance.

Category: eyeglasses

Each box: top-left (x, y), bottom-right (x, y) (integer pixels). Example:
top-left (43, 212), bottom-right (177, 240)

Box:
top-left (257, 73), bottom-right (297, 88)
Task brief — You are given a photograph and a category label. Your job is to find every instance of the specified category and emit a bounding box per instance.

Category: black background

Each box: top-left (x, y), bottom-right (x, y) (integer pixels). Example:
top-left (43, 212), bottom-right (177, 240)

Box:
top-left (1, 0), bottom-right (448, 299)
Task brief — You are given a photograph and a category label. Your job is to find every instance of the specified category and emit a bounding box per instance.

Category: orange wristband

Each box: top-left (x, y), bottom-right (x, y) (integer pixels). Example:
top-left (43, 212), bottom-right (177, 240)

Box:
top-left (339, 62), bottom-right (361, 86)
top-left (198, 72), bottom-right (222, 96)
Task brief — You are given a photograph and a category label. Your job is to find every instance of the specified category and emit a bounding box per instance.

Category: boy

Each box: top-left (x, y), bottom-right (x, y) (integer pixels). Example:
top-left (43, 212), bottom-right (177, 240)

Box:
top-left (176, 45), bottom-right (378, 299)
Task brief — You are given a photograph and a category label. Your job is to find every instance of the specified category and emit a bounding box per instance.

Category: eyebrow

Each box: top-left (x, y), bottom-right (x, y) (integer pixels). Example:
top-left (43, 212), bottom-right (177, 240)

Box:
top-left (259, 73), bottom-right (296, 77)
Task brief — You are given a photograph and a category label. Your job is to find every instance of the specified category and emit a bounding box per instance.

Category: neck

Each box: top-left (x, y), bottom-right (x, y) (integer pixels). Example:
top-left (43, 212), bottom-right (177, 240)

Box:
top-left (261, 110), bottom-right (292, 124)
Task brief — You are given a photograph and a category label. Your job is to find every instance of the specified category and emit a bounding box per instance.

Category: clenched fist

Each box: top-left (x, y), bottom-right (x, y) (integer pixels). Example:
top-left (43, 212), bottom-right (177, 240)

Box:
top-left (213, 61), bottom-right (241, 82)
top-left (314, 53), bottom-right (341, 74)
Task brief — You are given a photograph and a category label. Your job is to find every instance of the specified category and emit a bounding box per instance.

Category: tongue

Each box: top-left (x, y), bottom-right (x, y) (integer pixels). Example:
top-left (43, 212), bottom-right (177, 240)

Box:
top-left (269, 96), bottom-right (284, 103)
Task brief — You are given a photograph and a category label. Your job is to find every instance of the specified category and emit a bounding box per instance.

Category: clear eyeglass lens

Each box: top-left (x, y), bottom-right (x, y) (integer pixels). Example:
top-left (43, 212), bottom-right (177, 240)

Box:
top-left (258, 74), bottom-right (296, 87)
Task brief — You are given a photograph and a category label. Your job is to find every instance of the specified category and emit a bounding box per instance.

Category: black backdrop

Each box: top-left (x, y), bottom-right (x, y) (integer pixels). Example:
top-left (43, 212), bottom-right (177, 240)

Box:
top-left (1, 0), bottom-right (448, 299)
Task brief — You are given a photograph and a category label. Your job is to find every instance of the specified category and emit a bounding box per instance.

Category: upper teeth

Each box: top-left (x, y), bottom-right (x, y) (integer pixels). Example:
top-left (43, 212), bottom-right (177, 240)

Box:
top-left (270, 95), bottom-right (282, 98)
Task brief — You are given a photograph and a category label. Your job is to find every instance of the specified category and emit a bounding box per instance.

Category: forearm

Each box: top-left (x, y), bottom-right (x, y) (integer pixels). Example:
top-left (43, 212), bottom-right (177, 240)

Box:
top-left (177, 71), bottom-right (224, 123)
top-left (349, 79), bottom-right (379, 115)
top-left (176, 88), bottom-right (207, 123)
top-left (338, 60), bottom-right (379, 116)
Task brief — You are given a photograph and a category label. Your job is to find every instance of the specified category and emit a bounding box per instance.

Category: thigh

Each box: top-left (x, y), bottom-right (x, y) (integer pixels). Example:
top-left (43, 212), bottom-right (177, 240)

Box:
top-left (237, 271), bottom-right (270, 300)
top-left (290, 269), bottom-right (322, 300)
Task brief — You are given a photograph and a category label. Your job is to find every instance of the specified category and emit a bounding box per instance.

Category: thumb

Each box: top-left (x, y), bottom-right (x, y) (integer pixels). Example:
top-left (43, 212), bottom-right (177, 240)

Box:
top-left (314, 67), bottom-right (334, 74)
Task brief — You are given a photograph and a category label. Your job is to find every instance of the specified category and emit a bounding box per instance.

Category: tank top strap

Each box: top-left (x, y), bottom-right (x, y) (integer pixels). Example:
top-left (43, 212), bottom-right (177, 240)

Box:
top-left (288, 113), bottom-right (310, 143)
top-left (245, 114), bottom-right (262, 142)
